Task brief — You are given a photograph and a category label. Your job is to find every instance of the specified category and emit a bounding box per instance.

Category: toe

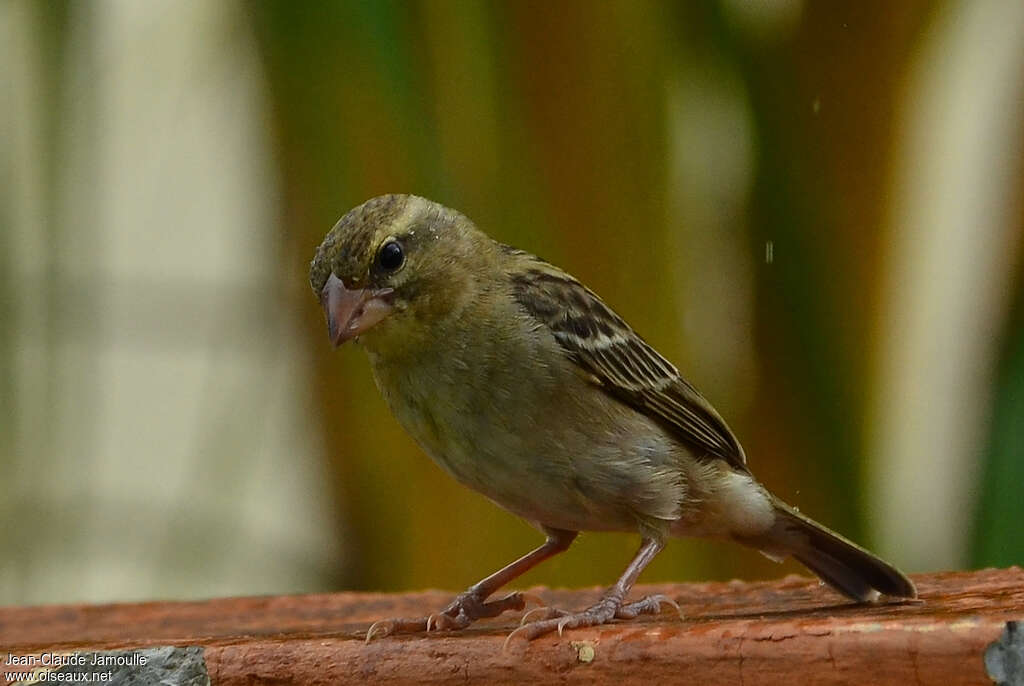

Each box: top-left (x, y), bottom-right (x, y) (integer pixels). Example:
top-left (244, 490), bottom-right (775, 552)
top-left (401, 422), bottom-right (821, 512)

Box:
top-left (519, 605), bottom-right (568, 626)
top-left (616, 594), bottom-right (682, 620)
top-left (365, 619), bottom-right (395, 643)
top-left (366, 616), bottom-right (431, 641)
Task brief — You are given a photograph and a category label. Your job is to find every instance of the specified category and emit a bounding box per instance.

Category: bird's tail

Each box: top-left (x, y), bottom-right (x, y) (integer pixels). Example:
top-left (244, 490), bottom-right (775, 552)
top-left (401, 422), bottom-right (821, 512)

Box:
top-left (740, 496), bottom-right (917, 602)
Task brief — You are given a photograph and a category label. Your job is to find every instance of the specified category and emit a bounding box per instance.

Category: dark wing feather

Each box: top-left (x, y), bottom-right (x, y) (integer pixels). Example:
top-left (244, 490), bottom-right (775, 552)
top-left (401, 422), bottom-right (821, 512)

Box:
top-left (509, 259), bottom-right (747, 471)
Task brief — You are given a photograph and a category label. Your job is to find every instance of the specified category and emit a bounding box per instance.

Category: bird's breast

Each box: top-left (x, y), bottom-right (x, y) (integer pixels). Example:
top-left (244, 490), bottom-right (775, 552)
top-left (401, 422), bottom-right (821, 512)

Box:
top-left (366, 325), bottom-right (692, 534)
top-left (368, 338), bottom-right (553, 488)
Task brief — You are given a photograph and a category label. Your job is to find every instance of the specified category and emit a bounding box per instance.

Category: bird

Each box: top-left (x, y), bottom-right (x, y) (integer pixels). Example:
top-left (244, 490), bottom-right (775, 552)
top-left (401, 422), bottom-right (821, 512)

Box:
top-left (309, 194), bottom-right (917, 642)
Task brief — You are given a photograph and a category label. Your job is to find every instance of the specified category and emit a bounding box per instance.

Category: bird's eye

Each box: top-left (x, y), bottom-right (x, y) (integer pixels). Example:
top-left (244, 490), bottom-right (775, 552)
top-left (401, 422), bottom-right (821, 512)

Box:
top-left (378, 240), bottom-right (404, 272)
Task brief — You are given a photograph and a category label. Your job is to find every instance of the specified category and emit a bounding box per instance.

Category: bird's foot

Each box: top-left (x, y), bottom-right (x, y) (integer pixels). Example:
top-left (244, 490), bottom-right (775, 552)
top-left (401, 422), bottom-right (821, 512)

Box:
top-left (365, 590), bottom-right (542, 641)
top-left (506, 593), bottom-right (680, 644)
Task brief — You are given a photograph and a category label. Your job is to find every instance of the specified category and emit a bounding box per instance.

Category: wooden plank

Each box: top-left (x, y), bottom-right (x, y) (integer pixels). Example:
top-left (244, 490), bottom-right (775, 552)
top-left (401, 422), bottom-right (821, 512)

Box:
top-left (2, 568), bottom-right (1021, 685)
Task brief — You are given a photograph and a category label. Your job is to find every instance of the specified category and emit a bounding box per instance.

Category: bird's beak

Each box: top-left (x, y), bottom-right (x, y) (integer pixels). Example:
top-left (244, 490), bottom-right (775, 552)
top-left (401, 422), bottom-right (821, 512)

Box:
top-left (321, 273), bottom-right (394, 347)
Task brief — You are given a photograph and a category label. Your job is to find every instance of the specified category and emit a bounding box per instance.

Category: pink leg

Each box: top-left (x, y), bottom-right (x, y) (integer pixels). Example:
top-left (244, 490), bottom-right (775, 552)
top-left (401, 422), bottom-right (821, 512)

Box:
top-left (509, 537), bottom-right (680, 642)
top-left (367, 528), bottom-right (578, 640)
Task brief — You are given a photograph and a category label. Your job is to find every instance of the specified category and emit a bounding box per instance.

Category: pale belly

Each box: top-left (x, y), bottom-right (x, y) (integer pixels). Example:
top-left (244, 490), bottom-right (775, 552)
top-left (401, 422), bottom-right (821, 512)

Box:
top-left (368, 345), bottom-right (692, 535)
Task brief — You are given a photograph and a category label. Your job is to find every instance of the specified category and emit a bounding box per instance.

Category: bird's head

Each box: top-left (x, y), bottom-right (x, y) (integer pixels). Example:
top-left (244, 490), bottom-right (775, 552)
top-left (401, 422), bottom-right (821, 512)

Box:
top-left (310, 194), bottom-right (488, 352)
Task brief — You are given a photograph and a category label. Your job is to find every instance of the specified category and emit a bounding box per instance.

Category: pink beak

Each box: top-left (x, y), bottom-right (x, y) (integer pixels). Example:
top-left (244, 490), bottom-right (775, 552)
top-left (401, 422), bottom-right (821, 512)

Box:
top-left (321, 273), bottom-right (394, 347)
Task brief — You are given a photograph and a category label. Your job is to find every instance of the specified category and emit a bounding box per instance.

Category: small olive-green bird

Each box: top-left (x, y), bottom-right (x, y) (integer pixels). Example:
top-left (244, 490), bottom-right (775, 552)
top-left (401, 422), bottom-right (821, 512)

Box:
top-left (310, 194), bottom-right (916, 641)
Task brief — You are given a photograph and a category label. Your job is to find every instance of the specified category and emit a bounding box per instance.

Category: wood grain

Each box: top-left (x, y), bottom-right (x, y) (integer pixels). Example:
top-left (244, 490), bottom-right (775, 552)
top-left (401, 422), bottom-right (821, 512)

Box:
top-left (2, 568), bottom-right (1020, 685)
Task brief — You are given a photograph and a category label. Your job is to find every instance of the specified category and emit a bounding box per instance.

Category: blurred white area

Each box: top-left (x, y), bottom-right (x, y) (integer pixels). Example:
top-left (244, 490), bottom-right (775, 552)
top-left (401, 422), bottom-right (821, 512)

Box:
top-left (0, 0), bottom-right (339, 604)
top-left (870, 0), bottom-right (1024, 570)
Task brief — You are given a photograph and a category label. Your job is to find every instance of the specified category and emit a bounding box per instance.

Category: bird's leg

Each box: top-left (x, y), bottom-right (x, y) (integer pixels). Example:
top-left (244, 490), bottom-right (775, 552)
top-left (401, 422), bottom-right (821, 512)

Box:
top-left (509, 537), bottom-right (679, 642)
top-left (366, 528), bottom-right (577, 640)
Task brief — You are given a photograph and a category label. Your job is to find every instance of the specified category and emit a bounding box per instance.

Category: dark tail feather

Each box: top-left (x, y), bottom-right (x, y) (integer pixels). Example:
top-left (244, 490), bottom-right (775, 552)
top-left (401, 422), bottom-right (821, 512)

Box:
top-left (743, 497), bottom-right (917, 602)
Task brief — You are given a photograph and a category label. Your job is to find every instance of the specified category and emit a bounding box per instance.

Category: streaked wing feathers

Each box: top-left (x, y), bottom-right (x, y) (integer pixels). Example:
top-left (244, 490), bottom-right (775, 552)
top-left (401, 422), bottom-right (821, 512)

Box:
top-left (509, 258), bottom-right (746, 471)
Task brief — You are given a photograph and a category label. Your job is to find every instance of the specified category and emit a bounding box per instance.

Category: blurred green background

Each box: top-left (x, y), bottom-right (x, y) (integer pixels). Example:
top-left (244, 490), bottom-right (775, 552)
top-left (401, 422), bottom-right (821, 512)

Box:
top-left (2, 0), bottom-right (1022, 606)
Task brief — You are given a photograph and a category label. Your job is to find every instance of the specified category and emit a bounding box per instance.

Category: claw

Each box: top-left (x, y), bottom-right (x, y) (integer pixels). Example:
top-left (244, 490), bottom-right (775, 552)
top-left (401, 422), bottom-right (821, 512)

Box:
top-left (519, 605), bottom-right (562, 626)
top-left (661, 597), bottom-right (684, 621)
top-left (502, 623), bottom-right (531, 652)
top-left (365, 620), bottom-right (392, 643)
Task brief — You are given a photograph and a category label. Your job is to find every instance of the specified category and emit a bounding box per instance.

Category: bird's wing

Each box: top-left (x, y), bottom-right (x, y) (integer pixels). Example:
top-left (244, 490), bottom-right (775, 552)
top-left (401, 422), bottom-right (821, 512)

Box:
top-left (508, 256), bottom-right (747, 471)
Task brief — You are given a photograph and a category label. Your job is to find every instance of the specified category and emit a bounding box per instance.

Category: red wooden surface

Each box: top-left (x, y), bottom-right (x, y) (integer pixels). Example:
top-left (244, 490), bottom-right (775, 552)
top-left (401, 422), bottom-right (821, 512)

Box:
top-left (2, 568), bottom-right (1021, 685)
